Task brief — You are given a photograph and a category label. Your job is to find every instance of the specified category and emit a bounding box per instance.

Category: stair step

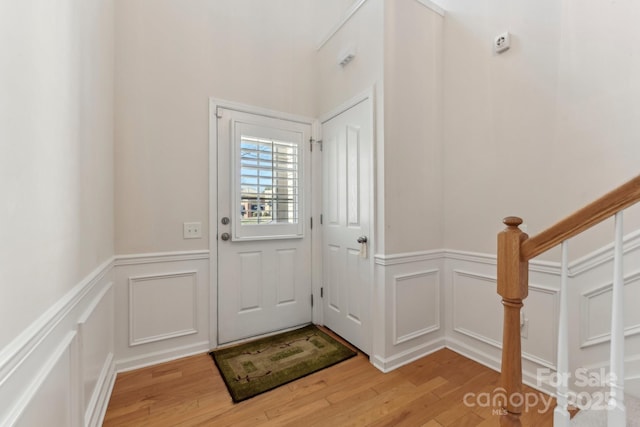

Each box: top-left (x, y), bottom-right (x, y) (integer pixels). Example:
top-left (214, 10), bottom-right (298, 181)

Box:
top-left (570, 393), bottom-right (640, 426)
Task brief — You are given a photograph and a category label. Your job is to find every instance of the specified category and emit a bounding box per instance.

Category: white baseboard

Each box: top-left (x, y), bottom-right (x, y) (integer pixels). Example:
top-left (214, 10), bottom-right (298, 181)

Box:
top-left (372, 338), bottom-right (445, 373)
top-left (86, 352), bottom-right (116, 427)
top-left (445, 337), bottom-right (555, 396)
top-left (115, 341), bottom-right (211, 373)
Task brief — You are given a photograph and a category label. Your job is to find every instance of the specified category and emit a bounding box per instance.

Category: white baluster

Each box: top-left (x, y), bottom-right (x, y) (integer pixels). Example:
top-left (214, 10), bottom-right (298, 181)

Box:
top-left (554, 240), bottom-right (571, 427)
top-left (608, 211), bottom-right (626, 426)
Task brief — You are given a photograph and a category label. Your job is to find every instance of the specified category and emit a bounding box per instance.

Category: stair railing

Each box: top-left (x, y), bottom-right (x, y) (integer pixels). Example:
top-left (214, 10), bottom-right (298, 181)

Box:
top-left (497, 175), bottom-right (640, 427)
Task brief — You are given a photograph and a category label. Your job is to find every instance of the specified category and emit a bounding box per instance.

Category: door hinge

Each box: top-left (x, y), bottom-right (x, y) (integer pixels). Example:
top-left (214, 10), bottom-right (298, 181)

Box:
top-left (320, 214), bottom-right (323, 225)
top-left (310, 138), bottom-right (323, 152)
top-left (311, 294), bottom-right (314, 307)
top-left (320, 287), bottom-right (323, 298)
top-left (310, 217), bottom-right (313, 229)
top-left (215, 107), bottom-right (223, 119)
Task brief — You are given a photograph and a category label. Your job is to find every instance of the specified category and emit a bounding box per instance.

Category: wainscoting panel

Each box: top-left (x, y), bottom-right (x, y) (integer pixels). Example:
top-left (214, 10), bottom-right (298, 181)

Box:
top-left (129, 271), bottom-right (198, 346)
top-left (0, 259), bottom-right (115, 427)
top-left (444, 251), bottom-right (561, 394)
top-left (451, 270), bottom-right (502, 348)
top-left (520, 284), bottom-right (558, 368)
top-left (373, 252), bottom-right (445, 372)
top-left (14, 333), bottom-right (77, 427)
top-left (580, 271), bottom-right (640, 348)
top-left (113, 251), bottom-right (210, 372)
top-left (77, 283), bottom-right (115, 427)
top-left (393, 269), bottom-right (440, 345)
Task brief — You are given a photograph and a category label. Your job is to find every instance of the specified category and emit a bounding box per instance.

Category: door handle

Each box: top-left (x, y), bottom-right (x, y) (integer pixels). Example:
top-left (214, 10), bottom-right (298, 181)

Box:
top-left (357, 236), bottom-right (368, 244)
top-left (220, 232), bottom-right (230, 241)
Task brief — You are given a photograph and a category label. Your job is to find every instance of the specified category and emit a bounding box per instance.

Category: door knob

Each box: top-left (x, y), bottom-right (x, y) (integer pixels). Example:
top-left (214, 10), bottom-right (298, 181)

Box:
top-left (220, 232), bottom-right (230, 241)
top-left (357, 236), bottom-right (368, 244)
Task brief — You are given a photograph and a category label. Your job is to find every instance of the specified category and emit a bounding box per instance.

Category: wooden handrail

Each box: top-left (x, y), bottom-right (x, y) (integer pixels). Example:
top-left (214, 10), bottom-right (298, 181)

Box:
top-left (498, 174), bottom-right (640, 426)
top-left (521, 175), bottom-right (640, 261)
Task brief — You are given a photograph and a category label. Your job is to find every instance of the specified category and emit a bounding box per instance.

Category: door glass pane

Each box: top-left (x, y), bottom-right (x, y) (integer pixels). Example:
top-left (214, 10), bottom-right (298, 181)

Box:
top-left (240, 136), bottom-right (299, 226)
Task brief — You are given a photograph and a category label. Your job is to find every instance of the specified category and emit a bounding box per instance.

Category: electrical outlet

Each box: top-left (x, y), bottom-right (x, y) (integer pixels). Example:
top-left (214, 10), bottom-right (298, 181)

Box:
top-left (494, 32), bottom-right (511, 54)
top-left (183, 222), bottom-right (202, 239)
top-left (521, 318), bottom-right (529, 339)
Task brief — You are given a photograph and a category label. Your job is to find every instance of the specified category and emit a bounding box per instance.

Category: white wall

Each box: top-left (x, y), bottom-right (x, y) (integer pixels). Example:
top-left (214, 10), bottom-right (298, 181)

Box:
top-left (437, 0), bottom-right (640, 399)
top-left (114, 0), bottom-right (344, 254)
top-left (0, 2), bottom-right (115, 424)
top-left (0, 0), bottom-right (114, 353)
top-left (383, 0), bottom-right (444, 253)
top-left (440, 0), bottom-right (640, 259)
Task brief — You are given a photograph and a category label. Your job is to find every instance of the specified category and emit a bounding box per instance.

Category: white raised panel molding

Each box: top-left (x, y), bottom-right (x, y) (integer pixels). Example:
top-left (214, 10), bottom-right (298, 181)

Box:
top-left (3, 332), bottom-right (77, 426)
top-left (452, 270), bottom-right (503, 348)
top-left (128, 271), bottom-right (199, 346)
top-left (580, 271), bottom-right (640, 348)
top-left (451, 269), bottom-right (558, 369)
top-left (569, 230), bottom-right (640, 277)
top-left (372, 250), bottom-right (444, 372)
top-left (114, 251), bottom-right (210, 372)
top-left (77, 283), bottom-right (115, 427)
top-left (0, 259), bottom-right (114, 427)
top-left (0, 258), bottom-right (112, 387)
top-left (522, 284), bottom-right (559, 369)
top-left (393, 269), bottom-right (440, 345)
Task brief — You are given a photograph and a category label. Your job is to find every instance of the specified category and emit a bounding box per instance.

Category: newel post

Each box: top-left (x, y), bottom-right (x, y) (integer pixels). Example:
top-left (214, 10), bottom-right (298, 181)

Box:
top-left (497, 217), bottom-right (529, 427)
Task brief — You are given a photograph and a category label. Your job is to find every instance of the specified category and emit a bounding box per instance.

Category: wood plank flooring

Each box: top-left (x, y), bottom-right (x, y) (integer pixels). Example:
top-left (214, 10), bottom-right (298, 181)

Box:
top-left (104, 345), bottom-right (557, 426)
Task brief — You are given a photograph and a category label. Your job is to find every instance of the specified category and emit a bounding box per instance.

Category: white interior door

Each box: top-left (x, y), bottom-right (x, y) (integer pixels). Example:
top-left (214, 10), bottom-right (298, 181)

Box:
top-left (217, 107), bottom-right (312, 344)
top-left (321, 95), bottom-right (373, 354)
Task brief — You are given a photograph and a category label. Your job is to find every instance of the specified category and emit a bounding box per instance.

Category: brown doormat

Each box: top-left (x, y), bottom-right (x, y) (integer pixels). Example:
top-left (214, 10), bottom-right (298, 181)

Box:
top-left (210, 324), bottom-right (357, 403)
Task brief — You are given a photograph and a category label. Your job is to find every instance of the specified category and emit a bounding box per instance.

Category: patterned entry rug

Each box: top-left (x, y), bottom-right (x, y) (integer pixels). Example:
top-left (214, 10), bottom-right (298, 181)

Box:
top-left (210, 324), bottom-right (357, 403)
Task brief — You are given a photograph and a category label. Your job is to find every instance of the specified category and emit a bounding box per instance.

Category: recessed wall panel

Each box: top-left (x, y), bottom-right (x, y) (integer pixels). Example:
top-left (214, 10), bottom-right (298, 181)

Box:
top-left (14, 335), bottom-right (75, 427)
top-left (452, 270), bottom-right (502, 347)
top-left (129, 271), bottom-right (198, 345)
top-left (582, 272), bottom-right (640, 347)
top-left (394, 270), bottom-right (440, 344)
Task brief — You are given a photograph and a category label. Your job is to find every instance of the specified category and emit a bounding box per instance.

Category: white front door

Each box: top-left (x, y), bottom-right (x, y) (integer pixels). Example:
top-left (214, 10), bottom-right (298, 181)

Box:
top-left (216, 107), bottom-right (312, 344)
top-left (321, 95), bottom-right (373, 354)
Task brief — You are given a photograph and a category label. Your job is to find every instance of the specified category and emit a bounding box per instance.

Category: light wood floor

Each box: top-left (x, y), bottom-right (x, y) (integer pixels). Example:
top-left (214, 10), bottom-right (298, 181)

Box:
top-left (104, 345), bottom-right (556, 426)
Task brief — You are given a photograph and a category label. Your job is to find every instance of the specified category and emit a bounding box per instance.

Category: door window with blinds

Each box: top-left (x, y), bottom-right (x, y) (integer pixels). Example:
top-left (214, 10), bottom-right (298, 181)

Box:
top-left (232, 120), bottom-right (305, 240)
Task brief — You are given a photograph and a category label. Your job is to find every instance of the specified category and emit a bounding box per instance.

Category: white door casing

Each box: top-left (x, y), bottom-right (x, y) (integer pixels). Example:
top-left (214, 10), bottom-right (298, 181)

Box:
top-left (321, 93), bottom-right (373, 354)
top-left (216, 106), bottom-right (313, 345)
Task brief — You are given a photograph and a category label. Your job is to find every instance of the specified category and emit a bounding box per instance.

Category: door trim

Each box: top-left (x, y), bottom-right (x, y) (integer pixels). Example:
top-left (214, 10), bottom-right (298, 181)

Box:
top-left (208, 99), bottom-right (317, 349)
